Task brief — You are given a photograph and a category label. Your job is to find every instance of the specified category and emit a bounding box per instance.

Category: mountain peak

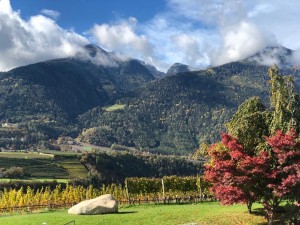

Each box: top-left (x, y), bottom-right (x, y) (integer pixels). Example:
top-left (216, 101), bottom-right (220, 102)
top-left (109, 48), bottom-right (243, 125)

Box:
top-left (84, 44), bottom-right (109, 57)
top-left (245, 45), bottom-right (293, 67)
top-left (166, 63), bottom-right (191, 76)
top-left (136, 60), bottom-right (165, 79)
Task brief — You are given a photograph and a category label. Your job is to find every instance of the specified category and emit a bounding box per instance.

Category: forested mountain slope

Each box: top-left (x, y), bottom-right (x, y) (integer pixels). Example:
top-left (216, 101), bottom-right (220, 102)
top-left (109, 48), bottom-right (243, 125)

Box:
top-left (0, 46), bottom-right (157, 146)
top-left (1, 44), bottom-right (298, 154)
top-left (78, 61), bottom-right (273, 154)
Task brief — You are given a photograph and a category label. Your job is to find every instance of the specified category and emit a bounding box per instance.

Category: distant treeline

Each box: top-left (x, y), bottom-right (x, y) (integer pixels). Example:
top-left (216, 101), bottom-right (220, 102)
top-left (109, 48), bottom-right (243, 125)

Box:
top-left (82, 151), bottom-right (202, 185)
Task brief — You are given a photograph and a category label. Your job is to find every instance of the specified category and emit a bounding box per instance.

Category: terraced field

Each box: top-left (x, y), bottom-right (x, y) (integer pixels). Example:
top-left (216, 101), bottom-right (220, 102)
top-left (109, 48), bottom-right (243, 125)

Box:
top-left (0, 152), bottom-right (88, 180)
top-left (54, 155), bottom-right (88, 179)
top-left (0, 157), bottom-right (69, 178)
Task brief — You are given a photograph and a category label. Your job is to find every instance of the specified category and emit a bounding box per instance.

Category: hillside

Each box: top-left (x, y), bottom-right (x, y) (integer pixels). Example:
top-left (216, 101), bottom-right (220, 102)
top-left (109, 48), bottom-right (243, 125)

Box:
top-left (1, 44), bottom-right (299, 154)
top-left (0, 49), bottom-right (156, 122)
top-left (78, 61), bottom-right (273, 154)
top-left (0, 45), bottom-right (157, 147)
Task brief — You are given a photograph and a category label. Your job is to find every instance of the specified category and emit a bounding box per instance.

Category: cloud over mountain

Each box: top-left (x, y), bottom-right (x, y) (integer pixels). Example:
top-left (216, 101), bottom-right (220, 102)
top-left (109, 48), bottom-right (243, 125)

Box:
top-left (212, 20), bottom-right (277, 66)
top-left (91, 17), bottom-right (153, 61)
top-left (0, 0), bottom-right (88, 71)
top-left (0, 0), bottom-right (300, 72)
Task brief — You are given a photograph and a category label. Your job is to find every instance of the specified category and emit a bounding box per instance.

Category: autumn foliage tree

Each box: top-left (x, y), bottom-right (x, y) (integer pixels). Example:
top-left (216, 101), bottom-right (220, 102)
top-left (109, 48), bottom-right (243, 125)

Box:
top-left (205, 130), bottom-right (300, 224)
top-left (205, 134), bottom-right (259, 214)
top-left (205, 65), bottom-right (300, 225)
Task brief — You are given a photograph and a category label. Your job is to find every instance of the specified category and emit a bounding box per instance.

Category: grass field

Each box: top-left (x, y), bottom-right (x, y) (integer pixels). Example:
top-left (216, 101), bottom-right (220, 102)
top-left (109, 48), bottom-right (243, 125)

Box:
top-left (105, 104), bottom-right (126, 112)
top-left (39, 150), bottom-right (80, 157)
top-left (0, 152), bottom-right (54, 159)
top-left (0, 203), bottom-right (267, 225)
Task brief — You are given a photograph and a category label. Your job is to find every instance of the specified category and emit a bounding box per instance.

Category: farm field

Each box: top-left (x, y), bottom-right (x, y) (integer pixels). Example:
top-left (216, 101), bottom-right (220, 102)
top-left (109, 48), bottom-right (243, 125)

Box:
top-left (54, 156), bottom-right (88, 179)
top-left (0, 203), bottom-right (267, 225)
top-left (0, 178), bottom-right (69, 183)
top-left (0, 152), bottom-right (54, 159)
top-left (0, 157), bottom-right (69, 178)
top-left (0, 151), bottom-right (88, 179)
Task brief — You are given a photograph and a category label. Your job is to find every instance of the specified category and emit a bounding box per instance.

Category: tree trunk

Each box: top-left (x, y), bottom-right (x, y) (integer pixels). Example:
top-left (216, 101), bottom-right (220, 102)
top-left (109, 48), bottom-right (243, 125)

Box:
top-left (267, 209), bottom-right (274, 225)
top-left (247, 201), bottom-right (252, 214)
top-left (264, 199), bottom-right (279, 225)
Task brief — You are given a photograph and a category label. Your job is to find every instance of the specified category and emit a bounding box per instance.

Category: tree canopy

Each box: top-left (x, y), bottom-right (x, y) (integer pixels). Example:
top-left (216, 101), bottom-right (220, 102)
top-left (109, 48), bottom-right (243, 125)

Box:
top-left (205, 131), bottom-right (300, 224)
top-left (205, 65), bottom-right (300, 225)
top-left (226, 64), bottom-right (300, 151)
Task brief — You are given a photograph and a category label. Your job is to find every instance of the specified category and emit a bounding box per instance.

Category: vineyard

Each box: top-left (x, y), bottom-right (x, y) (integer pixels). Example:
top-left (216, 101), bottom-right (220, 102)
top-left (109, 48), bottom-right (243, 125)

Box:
top-left (0, 176), bottom-right (211, 213)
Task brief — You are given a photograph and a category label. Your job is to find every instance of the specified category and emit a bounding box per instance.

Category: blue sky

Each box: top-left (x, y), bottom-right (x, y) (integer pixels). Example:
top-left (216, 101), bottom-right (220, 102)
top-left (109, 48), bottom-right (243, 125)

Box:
top-left (1, 0), bottom-right (300, 72)
top-left (10, 0), bottom-right (166, 33)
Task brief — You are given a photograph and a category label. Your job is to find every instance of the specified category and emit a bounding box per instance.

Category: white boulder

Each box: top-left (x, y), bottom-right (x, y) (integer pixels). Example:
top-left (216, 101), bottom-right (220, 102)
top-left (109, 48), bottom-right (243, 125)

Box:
top-left (68, 194), bottom-right (118, 215)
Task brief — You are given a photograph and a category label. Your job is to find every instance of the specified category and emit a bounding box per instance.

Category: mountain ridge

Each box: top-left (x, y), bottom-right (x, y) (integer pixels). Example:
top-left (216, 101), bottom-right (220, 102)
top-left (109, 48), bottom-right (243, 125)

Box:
top-left (0, 44), bottom-right (299, 153)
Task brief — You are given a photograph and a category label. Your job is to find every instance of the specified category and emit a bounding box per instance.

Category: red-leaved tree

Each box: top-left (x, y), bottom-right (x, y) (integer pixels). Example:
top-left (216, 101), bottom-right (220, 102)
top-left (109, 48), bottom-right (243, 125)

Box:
top-left (205, 130), bottom-right (300, 225)
top-left (205, 134), bottom-right (258, 213)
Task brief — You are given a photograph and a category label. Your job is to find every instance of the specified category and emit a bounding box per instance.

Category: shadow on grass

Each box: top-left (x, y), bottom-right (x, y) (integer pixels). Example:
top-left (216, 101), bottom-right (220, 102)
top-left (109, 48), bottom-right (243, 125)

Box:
top-left (251, 207), bottom-right (265, 217)
top-left (117, 211), bottom-right (137, 214)
top-left (251, 206), bottom-right (298, 225)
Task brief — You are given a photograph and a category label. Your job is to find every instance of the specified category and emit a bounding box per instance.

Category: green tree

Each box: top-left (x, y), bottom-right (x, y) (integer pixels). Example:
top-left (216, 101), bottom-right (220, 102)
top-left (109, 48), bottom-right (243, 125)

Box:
top-left (226, 64), bottom-right (300, 151)
top-left (192, 142), bottom-right (210, 160)
top-left (5, 167), bottom-right (24, 178)
top-left (268, 65), bottom-right (299, 133)
top-left (226, 96), bottom-right (269, 152)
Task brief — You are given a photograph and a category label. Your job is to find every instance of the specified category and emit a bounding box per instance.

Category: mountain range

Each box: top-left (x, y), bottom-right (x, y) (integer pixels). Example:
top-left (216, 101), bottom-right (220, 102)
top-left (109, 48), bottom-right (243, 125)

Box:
top-left (0, 44), bottom-right (298, 154)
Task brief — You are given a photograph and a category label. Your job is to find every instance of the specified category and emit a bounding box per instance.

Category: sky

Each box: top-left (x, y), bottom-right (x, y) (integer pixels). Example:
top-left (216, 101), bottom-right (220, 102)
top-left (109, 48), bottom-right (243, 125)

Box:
top-left (1, 0), bottom-right (300, 72)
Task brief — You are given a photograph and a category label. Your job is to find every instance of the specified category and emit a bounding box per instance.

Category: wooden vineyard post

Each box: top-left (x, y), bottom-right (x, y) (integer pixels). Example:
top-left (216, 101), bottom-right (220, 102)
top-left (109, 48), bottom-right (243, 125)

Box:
top-left (199, 177), bottom-right (202, 202)
top-left (125, 179), bottom-right (131, 204)
top-left (162, 178), bottom-right (165, 204)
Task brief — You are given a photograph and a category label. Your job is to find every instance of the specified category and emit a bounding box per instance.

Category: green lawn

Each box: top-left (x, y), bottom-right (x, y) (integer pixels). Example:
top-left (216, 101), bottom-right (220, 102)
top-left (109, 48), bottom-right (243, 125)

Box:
top-left (0, 203), bottom-right (267, 225)
top-left (105, 104), bottom-right (126, 112)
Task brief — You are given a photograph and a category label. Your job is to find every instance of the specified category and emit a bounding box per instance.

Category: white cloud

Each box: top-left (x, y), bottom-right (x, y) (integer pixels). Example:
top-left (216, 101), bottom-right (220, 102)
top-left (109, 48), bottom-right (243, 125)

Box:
top-left (212, 20), bottom-right (277, 66)
top-left (76, 45), bottom-right (119, 67)
top-left (91, 17), bottom-right (153, 61)
top-left (0, 0), bottom-right (88, 71)
top-left (172, 34), bottom-right (202, 64)
top-left (1, 0), bottom-right (300, 72)
top-left (40, 9), bottom-right (60, 20)
top-left (291, 49), bottom-right (300, 66)
top-left (167, 0), bottom-right (247, 27)
top-left (247, 1), bottom-right (300, 50)
top-left (158, 0), bottom-right (300, 68)
top-left (248, 3), bottom-right (275, 18)
top-left (250, 46), bottom-right (292, 67)
top-left (136, 14), bottom-right (216, 71)
top-left (0, 0), bottom-right (12, 15)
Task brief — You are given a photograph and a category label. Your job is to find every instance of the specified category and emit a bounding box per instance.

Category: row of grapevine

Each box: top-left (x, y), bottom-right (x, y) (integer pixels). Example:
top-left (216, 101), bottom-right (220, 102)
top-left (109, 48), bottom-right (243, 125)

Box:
top-left (0, 176), bottom-right (212, 212)
top-left (0, 184), bottom-right (126, 211)
top-left (125, 176), bottom-right (211, 199)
